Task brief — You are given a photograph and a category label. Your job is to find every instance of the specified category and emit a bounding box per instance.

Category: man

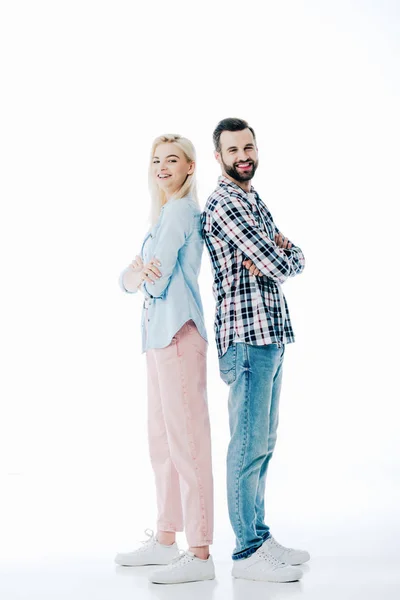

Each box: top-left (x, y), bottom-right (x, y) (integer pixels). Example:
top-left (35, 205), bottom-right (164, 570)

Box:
top-left (201, 118), bottom-right (309, 583)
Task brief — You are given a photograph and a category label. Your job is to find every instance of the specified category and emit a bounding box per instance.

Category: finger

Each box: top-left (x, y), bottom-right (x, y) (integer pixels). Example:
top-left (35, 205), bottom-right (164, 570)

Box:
top-left (147, 265), bottom-right (161, 278)
top-left (151, 257), bottom-right (162, 267)
top-left (249, 265), bottom-right (256, 275)
top-left (254, 268), bottom-right (261, 276)
top-left (243, 260), bottom-right (252, 268)
top-left (142, 267), bottom-right (157, 281)
top-left (288, 242), bottom-right (293, 249)
top-left (142, 272), bottom-right (156, 284)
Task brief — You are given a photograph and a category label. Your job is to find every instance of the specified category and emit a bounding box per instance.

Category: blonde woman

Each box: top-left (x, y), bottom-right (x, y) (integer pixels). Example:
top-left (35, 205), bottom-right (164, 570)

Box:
top-left (115, 135), bottom-right (214, 584)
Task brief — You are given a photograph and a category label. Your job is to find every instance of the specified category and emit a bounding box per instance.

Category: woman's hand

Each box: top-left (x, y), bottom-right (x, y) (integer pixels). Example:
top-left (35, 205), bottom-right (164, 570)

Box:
top-left (140, 257), bottom-right (162, 285)
top-left (129, 255), bottom-right (144, 272)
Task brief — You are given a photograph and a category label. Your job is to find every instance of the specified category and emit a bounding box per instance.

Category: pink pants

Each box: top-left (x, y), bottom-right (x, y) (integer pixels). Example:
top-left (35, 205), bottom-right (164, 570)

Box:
top-left (146, 319), bottom-right (214, 546)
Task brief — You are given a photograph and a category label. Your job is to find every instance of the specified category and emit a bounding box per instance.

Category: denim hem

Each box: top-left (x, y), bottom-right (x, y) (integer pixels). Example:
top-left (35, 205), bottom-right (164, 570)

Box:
top-left (232, 542), bottom-right (263, 561)
top-left (232, 532), bottom-right (271, 561)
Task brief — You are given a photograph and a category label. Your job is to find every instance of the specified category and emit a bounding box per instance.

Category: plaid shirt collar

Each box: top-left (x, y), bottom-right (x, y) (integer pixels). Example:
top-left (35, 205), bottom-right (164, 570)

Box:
top-left (217, 174), bottom-right (257, 202)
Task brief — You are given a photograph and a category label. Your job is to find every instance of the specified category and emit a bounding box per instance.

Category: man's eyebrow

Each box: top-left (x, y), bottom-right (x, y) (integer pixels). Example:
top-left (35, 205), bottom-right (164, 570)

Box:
top-left (226, 144), bottom-right (254, 151)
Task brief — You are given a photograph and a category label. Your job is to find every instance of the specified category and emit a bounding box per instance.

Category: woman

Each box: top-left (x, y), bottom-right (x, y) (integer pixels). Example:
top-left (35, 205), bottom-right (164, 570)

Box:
top-left (115, 134), bottom-right (214, 585)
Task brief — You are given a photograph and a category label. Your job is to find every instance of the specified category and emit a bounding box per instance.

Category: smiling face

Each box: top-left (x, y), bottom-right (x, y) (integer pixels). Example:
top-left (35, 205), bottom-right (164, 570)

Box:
top-left (151, 142), bottom-right (195, 200)
top-left (216, 128), bottom-right (259, 188)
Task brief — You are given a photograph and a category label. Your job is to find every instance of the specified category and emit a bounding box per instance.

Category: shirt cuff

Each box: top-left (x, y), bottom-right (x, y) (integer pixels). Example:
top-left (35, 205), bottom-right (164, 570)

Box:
top-left (119, 268), bottom-right (138, 294)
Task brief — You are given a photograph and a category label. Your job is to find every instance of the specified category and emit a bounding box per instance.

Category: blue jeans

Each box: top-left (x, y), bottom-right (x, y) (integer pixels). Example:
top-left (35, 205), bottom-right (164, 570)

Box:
top-left (219, 342), bottom-right (285, 561)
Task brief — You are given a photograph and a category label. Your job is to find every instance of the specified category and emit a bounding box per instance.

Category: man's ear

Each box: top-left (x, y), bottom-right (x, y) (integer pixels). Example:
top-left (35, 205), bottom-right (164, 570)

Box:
top-left (215, 151), bottom-right (222, 165)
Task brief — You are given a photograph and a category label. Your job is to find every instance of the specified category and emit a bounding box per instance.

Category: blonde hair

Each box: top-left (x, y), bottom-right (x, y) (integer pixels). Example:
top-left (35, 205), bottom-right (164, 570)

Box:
top-left (148, 134), bottom-right (199, 225)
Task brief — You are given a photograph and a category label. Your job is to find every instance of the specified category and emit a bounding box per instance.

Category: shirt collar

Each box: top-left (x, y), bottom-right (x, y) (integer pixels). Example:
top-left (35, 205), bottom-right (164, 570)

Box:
top-left (218, 175), bottom-right (256, 201)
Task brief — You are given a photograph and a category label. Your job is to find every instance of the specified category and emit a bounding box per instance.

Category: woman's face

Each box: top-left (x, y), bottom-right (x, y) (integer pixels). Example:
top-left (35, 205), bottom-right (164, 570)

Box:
top-left (152, 143), bottom-right (194, 198)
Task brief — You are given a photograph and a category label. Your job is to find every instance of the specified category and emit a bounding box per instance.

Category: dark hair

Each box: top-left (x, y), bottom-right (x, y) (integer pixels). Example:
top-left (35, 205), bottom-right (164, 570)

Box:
top-left (213, 118), bottom-right (256, 152)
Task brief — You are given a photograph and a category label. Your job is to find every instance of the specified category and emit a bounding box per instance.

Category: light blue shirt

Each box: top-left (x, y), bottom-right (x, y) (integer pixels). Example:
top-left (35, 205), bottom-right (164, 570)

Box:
top-left (120, 194), bottom-right (208, 353)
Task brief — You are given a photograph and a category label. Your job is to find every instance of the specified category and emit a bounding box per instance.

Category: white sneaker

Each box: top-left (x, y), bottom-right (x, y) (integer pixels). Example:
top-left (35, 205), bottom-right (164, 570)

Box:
top-left (262, 535), bottom-right (310, 565)
top-left (149, 550), bottom-right (215, 584)
top-left (232, 546), bottom-right (303, 583)
top-left (115, 529), bottom-right (180, 566)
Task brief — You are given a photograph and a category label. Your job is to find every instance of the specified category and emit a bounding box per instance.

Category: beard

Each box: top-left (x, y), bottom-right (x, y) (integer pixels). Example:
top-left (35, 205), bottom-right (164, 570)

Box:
top-left (222, 157), bottom-right (258, 182)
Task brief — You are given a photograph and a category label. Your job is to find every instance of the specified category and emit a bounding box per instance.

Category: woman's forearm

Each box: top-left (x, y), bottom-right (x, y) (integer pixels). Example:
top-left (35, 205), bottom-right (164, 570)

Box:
top-left (121, 266), bottom-right (143, 293)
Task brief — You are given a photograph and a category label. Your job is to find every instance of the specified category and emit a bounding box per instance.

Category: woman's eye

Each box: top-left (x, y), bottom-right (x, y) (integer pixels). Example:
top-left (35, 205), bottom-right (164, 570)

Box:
top-left (168, 159), bottom-right (177, 163)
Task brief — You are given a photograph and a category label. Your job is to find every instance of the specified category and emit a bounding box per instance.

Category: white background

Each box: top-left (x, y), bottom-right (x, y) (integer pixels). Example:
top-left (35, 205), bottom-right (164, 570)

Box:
top-left (1, 1), bottom-right (399, 598)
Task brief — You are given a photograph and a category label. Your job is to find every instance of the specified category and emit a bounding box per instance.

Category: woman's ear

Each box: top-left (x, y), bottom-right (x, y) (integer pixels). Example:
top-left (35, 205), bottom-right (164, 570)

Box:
top-left (188, 161), bottom-right (195, 175)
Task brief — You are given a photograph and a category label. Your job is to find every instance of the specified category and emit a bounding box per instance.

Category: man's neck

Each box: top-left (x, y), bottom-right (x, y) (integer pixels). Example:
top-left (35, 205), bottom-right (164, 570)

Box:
top-left (222, 172), bottom-right (252, 193)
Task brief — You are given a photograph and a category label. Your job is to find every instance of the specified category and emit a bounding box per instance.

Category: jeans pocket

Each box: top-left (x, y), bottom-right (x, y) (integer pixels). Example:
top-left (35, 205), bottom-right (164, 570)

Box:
top-left (218, 345), bottom-right (237, 385)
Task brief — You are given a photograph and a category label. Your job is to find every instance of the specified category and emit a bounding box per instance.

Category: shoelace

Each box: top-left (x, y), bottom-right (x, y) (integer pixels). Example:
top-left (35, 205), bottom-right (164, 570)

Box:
top-left (258, 549), bottom-right (286, 567)
top-left (163, 551), bottom-right (194, 570)
top-left (267, 535), bottom-right (295, 553)
top-left (135, 528), bottom-right (157, 553)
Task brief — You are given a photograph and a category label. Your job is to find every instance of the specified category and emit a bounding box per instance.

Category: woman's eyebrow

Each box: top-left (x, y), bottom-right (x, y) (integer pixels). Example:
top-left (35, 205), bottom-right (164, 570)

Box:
top-left (153, 154), bottom-right (180, 159)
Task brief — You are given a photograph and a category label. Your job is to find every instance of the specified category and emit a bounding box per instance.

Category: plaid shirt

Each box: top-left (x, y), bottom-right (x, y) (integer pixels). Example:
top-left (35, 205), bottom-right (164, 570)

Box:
top-left (201, 175), bottom-right (305, 358)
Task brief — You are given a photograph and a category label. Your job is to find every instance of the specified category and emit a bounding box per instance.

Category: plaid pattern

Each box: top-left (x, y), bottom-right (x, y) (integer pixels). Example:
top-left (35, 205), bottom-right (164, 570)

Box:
top-left (201, 175), bottom-right (305, 358)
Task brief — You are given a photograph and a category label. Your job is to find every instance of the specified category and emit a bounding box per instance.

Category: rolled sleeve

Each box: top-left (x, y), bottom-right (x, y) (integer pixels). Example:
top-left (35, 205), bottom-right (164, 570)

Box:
top-left (212, 195), bottom-right (294, 283)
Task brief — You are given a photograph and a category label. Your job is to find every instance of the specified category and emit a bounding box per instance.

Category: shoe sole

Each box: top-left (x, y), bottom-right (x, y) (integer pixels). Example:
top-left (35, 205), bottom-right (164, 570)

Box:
top-left (232, 571), bottom-right (302, 583)
top-left (116, 561), bottom-right (172, 567)
top-left (232, 575), bottom-right (301, 583)
top-left (150, 574), bottom-right (215, 584)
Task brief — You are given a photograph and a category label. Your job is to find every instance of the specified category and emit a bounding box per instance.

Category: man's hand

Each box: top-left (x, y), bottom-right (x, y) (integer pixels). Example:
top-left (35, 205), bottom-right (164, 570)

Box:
top-left (243, 259), bottom-right (262, 277)
top-left (141, 257), bottom-right (162, 285)
top-left (275, 233), bottom-right (292, 249)
top-left (243, 232), bottom-right (293, 277)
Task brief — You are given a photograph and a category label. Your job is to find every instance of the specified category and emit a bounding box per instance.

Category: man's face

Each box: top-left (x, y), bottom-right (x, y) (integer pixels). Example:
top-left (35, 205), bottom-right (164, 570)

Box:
top-left (216, 128), bottom-right (259, 182)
